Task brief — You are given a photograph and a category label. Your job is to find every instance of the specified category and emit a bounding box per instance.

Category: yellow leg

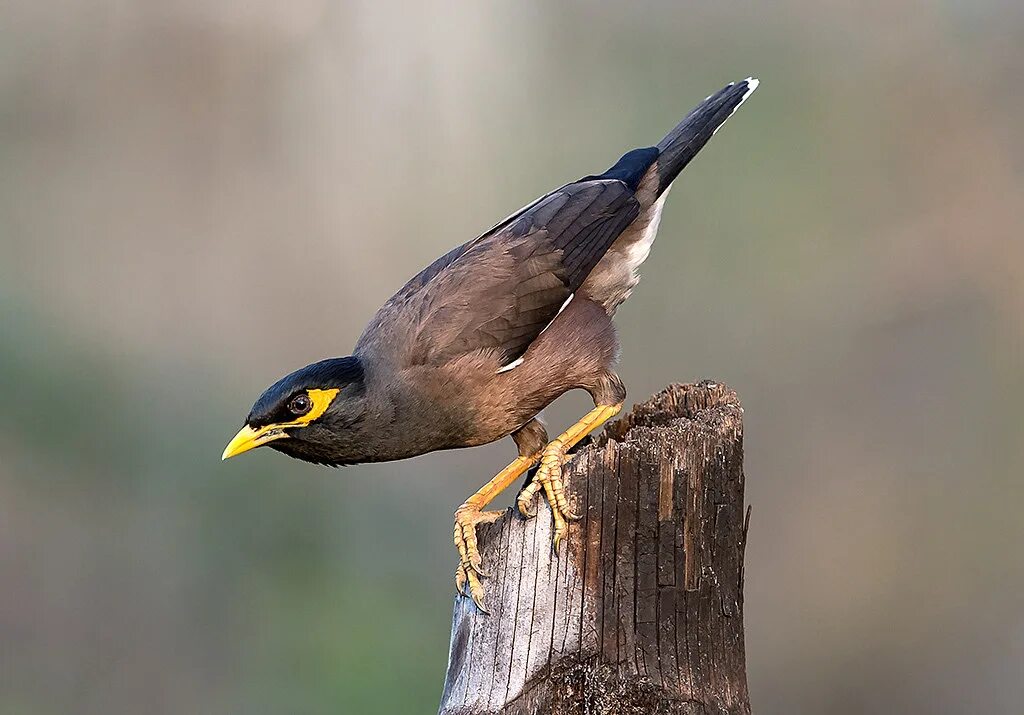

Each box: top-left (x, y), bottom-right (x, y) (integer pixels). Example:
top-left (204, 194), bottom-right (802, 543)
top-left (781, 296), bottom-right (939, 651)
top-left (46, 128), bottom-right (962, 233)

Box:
top-left (454, 453), bottom-right (539, 611)
top-left (517, 403), bottom-right (622, 550)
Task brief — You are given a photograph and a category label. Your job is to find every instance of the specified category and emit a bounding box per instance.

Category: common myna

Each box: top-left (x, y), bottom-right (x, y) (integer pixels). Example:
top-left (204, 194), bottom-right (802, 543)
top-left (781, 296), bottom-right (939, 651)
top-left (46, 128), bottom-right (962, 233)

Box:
top-left (224, 78), bottom-right (759, 610)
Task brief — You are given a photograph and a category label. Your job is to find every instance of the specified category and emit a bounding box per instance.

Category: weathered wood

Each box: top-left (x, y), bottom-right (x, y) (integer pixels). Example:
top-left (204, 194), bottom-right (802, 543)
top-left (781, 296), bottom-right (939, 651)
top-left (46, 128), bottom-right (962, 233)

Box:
top-left (439, 381), bottom-right (750, 715)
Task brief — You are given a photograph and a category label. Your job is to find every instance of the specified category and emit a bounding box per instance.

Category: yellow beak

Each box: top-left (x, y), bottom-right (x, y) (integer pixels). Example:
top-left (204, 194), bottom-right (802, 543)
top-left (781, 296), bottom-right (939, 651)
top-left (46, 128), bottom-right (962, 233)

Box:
top-left (222, 424), bottom-right (289, 460)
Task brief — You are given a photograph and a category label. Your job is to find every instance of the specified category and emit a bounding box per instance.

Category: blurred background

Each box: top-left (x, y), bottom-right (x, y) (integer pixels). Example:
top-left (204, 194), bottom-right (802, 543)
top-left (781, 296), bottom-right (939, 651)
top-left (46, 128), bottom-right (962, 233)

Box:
top-left (1, 1), bottom-right (1021, 713)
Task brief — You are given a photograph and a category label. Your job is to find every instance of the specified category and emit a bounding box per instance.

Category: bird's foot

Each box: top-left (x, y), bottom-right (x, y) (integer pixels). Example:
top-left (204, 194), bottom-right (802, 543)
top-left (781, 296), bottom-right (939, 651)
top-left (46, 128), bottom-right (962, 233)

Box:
top-left (453, 506), bottom-right (503, 612)
top-left (516, 438), bottom-right (580, 551)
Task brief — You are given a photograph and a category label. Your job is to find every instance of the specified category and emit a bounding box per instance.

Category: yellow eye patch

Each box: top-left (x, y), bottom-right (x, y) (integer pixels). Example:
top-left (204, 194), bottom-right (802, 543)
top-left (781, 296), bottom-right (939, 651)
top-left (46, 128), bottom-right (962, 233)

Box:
top-left (222, 388), bottom-right (340, 460)
top-left (294, 388), bottom-right (341, 425)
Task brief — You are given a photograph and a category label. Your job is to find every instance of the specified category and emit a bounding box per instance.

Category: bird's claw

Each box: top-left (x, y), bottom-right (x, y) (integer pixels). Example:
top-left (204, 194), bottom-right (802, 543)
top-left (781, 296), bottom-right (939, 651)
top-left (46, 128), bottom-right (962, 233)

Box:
top-left (453, 441), bottom-right (578, 610)
top-left (453, 506), bottom-right (501, 612)
top-left (454, 563), bottom-right (489, 612)
top-left (518, 440), bottom-right (577, 552)
top-left (455, 564), bottom-right (467, 595)
top-left (516, 479), bottom-right (542, 518)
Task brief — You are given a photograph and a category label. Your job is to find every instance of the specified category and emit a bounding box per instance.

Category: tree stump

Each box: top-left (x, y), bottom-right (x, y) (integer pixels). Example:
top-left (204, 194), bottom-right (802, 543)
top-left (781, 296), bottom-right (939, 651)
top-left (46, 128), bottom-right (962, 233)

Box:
top-left (438, 381), bottom-right (750, 715)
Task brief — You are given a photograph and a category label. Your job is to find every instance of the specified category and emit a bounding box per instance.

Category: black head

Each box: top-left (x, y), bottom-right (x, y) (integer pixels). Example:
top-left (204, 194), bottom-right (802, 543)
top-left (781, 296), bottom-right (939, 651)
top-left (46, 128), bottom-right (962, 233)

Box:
top-left (223, 356), bottom-right (368, 466)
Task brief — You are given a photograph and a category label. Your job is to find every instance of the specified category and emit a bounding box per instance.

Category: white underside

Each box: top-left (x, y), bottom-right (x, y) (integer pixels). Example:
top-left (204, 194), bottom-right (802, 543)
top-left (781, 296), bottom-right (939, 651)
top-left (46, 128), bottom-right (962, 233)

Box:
top-left (624, 186), bottom-right (671, 276)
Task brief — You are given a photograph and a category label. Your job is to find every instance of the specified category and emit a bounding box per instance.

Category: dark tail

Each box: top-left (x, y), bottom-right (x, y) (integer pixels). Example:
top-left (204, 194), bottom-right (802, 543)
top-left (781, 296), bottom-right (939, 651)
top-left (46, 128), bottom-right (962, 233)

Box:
top-left (591, 78), bottom-right (759, 202)
top-left (652, 77), bottom-right (758, 196)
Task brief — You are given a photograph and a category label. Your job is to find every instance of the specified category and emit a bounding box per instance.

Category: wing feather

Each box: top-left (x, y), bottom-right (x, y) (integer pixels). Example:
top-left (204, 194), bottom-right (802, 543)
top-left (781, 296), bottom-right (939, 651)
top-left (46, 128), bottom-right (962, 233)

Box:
top-left (356, 178), bottom-right (640, 367)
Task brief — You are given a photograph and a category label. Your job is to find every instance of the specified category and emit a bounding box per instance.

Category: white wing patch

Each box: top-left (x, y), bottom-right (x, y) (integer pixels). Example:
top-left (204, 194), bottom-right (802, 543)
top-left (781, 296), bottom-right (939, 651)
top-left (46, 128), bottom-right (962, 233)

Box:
top-left (496, 356), bottom-right (524, 373)
top-left (495, 293), bottom-right (575, 373)
top-left (543, 293), bottom-right (574, 330)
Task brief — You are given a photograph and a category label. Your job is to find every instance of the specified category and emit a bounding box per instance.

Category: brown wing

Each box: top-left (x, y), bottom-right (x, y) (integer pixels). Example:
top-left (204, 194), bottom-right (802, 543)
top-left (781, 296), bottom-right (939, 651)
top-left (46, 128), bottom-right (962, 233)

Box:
top-left (356, 178), bottom-right (639, 368)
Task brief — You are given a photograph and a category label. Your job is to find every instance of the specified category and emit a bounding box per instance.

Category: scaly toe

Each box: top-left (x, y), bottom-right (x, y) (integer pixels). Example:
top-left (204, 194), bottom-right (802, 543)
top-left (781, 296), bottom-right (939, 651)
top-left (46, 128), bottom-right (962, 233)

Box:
top-left (453, 507), bottom-right (505, 605)
top-left (454, 565), bottom-right (468, 596)
top-left (516, 484), bottom-right (541, 518)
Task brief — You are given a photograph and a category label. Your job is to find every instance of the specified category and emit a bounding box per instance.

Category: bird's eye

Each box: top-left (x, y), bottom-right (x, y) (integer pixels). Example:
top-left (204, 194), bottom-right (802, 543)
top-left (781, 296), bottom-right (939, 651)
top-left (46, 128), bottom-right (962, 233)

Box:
top-left (288, 394), bottom-right (312, 415)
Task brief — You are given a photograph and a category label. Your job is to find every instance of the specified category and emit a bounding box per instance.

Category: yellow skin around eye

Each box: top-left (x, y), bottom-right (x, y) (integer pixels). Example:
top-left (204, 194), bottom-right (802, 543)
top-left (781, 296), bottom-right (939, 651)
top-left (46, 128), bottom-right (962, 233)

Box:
top-left (222, 388), bottom-right (340, 460)
top-left (289, 388), bottom-right (341, 425)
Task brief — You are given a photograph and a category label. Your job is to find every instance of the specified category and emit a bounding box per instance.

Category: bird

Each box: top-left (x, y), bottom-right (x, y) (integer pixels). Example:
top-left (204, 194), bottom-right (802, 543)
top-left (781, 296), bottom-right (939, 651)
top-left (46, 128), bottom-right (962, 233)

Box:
top-left (223, 78), bottom-right (759, 611)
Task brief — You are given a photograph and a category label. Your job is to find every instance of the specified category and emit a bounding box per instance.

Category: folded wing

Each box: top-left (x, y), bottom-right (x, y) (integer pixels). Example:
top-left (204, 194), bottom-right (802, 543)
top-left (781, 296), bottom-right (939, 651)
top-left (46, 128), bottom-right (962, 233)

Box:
top-left (358, 178), bottom-right (640, 368)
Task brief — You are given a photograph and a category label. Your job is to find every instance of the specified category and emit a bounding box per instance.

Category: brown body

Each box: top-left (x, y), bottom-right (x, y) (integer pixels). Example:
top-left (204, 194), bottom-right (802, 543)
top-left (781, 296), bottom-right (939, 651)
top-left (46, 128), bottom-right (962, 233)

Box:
top-left (359, 293), bottom-right (622, 459)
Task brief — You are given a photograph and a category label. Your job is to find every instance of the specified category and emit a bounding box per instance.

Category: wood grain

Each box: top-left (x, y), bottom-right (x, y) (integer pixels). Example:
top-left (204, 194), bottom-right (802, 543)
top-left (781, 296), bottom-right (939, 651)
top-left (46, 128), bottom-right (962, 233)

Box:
top-left (439, 381), bottom-right (750, 715)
